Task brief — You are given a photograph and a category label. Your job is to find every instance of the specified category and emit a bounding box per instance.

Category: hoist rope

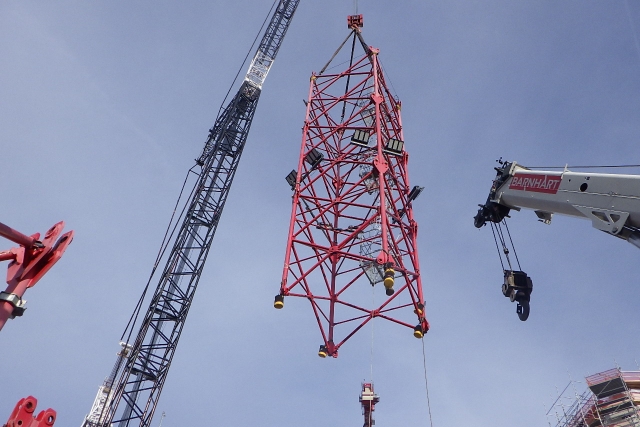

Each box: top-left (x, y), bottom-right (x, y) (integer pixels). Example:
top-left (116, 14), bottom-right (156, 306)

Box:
top-left (370, 284), bottom-right (375, 382)
top-left (340, 33), bottom-right (358, 123)
top-left (379, 62), bottom-right (399, 99)
top-left (218, 0), bottom-right (278, 112)
top-left (121, 167), bottom-right (199, 342)
top-left (503, 220), bottom-right (521, 270)
top-left (490, 223), bottom-right (505, 270)
top-left (319, 30), bottom-right (355, 75)
top-left (421, 338), bottom-right (435, 427)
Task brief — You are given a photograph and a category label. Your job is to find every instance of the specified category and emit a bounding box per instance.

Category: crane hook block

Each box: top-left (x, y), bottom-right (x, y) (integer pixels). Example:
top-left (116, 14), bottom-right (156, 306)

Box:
top-left (502, 270), bottom-right (533, 321)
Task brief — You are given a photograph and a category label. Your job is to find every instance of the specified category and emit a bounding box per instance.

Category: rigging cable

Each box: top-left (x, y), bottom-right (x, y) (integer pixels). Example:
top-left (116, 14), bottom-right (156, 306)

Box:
top-left (421, 337), bottom-right (434, 427)
top-left (370, 284), bottom-right (375, 382)
top-left (489, 223), bottom-right (505, 270)
top-left (503, 220), bottom-right (521, 270)
top-left (340, 32), bottom-right (358, 123)
top-left (120, 166), bottom-right (199, 342)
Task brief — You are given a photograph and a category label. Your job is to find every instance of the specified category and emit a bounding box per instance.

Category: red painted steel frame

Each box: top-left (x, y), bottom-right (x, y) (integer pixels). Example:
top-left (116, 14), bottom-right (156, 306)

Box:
top-left (278, 31), bottom-right (428, 357)
top-left (0, 221), bottom-right (73, 330)
top-left (4, 396), bottom-right (56, 427)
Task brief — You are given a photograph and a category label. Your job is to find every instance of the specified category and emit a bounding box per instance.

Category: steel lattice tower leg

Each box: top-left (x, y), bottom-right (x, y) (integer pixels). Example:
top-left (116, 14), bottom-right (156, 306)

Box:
top-left (276, 16), bottom-right (429, 358)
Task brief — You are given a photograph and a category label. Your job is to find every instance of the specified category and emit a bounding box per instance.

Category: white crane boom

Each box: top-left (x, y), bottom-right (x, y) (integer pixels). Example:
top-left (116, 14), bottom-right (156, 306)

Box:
top-left (475, 161), bottom-right (640, 248)
top-left (474, 160), bottom-right (640, 321)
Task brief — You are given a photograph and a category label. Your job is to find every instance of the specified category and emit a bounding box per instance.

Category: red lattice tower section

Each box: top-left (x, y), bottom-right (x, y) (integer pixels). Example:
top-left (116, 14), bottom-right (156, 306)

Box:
top-left (275, 17), bottom-right (429, 358)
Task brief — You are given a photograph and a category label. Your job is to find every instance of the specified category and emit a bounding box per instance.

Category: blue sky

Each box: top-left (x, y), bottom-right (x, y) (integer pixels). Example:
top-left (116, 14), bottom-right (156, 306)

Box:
top-left (1, 1), bottom-right (640, 426)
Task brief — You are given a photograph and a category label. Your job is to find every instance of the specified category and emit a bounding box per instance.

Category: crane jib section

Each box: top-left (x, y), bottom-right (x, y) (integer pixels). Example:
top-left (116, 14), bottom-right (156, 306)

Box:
top-left (91, 1), bottom-right (301, 427)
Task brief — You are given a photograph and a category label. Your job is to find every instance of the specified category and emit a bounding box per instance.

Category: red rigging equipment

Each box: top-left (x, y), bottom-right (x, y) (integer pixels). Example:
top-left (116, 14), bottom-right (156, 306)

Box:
top-left (3, 397), bottom-right (56, 427)
top-left (1, 221), bottom-right (72, 426)
top-left (275, 15), bottom-right (429, 358)
top-left (0, 221), bottom-right (73, 331)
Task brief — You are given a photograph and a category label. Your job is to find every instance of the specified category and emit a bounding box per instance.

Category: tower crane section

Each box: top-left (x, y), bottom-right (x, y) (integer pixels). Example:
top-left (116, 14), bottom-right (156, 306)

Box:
top-left (83, 2), bottom-right (301, 427)
top-left (275, 16), bottom-right (428, 358)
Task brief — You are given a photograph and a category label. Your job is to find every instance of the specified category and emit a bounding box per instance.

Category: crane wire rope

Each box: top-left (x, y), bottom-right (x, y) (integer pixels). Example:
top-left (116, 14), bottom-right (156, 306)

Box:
top-left (379, 62), bottom-right (399, 100)
top-left (489, 221), bottom-right (522, 272)
top-left (339, 32), bottom-right (358, 123)
top-left (503, 220), bottom-right (521, 270)
top-left (218, 0), bottom-right (279, 114)
top-left (120, 167), bottom-right (199, 342)
top-left (370, 283), bottom-right (375, 382)
top-left (489, 222), bottom-right (506, 270)
top-left (421, 337), bottom-right (435, 427)
top-left (319, 30), bottom-right (356, 75)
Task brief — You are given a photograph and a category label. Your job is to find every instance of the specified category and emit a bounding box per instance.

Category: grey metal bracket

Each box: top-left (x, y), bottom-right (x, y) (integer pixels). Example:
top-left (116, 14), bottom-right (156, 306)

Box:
top-left (0, 291), bottom-right (26, 318)
top-left (573, 205), bottom-right (630, 235)
top-left (535, 210), bottom-right (553, 225)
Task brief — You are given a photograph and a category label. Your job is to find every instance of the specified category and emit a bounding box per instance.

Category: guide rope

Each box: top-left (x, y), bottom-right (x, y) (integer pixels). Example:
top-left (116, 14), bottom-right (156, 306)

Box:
top-left (421, 338), bottom-right (434, 427)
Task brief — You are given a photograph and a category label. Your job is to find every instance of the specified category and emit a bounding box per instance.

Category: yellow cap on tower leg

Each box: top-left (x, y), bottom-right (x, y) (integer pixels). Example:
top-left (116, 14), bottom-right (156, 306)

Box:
top-left (274, 295), bottom-right (284, 309)
top-left (413, 325), bottom-right (424, 339)
top-left (318, 345), bottom-right (328, 358)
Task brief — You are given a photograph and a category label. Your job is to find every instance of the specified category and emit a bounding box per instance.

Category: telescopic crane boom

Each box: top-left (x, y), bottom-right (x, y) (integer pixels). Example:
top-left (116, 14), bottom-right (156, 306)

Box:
top-left (474, 160), bottom-right (640, 320)
top-left (475, 160), bottom-right (640, 246)
top-left (82, 2), bottom-right (301, 427)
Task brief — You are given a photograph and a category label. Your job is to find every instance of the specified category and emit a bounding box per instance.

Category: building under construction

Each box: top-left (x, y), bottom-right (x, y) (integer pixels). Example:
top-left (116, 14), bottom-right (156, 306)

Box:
top-left (548, 368), bottom-right (640, 427)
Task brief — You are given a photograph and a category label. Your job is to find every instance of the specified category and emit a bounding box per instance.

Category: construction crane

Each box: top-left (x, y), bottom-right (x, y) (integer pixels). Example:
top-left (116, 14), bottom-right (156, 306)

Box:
top-left (474, 159), bottom-right (640, 320)
top-left (81, 2), bottom-right (301, 427)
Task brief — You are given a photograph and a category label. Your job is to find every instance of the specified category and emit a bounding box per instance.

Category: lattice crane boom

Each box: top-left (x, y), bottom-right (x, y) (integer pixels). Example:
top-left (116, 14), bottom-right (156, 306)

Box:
top-left (82, 2), bottom-right (301, 427)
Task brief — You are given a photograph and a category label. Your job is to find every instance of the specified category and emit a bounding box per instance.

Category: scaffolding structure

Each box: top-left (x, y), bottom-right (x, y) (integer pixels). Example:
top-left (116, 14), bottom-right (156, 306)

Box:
top-left (548, 369), bottom-right (640, 427)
